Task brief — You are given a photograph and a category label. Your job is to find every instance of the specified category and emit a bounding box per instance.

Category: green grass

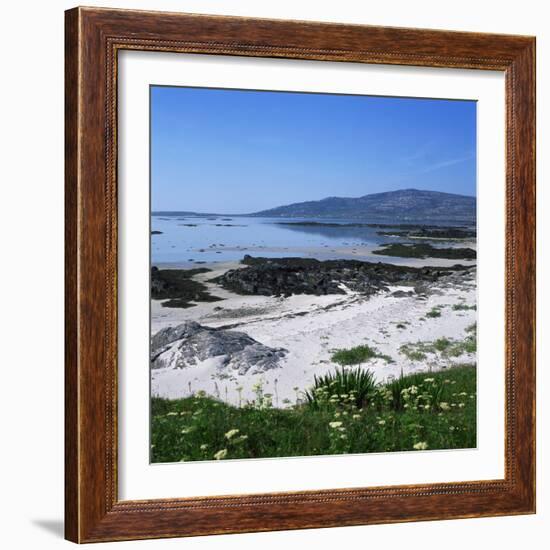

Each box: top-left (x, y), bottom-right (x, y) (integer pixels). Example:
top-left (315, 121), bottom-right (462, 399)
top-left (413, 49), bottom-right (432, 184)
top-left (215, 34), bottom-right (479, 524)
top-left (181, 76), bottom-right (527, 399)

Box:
top-left (452, 303), bottom-right (477, 311)
top-left (426, 307), bottom-right (442, 318)
top-left (151, 365), bottom-right (477, 463)
top-left (400, 325), bottom-right (477, 361)
top-left (400, 337), bottom-right (476, 360)
top-left (434, 337), bottom-right (452, 352)
top-left (331, 344), bottom-right (393, 365)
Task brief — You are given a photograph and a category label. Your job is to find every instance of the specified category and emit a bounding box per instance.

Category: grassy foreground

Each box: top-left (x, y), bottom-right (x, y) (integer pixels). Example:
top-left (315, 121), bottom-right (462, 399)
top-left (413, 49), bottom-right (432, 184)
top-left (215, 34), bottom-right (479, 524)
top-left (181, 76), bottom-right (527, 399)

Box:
top-left (151, 365), bottom-right (476, 463)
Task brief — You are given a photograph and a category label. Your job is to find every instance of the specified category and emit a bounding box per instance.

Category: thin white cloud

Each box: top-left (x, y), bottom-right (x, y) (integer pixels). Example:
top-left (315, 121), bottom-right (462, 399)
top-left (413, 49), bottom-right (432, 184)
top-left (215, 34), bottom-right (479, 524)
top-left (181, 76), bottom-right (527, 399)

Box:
top-left (417, 152), bottom-right (475, 175)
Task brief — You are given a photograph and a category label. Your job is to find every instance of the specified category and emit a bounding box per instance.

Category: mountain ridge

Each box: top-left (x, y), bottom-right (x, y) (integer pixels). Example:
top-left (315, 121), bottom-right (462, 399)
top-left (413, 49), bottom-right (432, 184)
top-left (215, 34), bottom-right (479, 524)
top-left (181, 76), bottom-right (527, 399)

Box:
top-left (248, 188), bottom-right (476, 221)
top-left (153, 189), bottom-right (476, 222)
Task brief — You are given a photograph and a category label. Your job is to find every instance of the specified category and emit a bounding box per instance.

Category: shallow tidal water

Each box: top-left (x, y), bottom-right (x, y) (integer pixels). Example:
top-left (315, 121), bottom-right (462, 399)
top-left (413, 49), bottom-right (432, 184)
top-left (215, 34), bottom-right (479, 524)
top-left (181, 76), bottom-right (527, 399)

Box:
top-left (151, 215), bottom-right (473, 267)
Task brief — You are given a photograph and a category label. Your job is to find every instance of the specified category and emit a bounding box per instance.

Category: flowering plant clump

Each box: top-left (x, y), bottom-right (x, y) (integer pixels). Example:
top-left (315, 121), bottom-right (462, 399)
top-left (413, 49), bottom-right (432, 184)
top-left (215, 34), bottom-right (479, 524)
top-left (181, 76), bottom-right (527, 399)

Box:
top-left (304, 368), bottom-right (377, 410)
top-left (247, 379), bottom-right (276, 410)
top-left (328, 417), bottom-right (348, 453)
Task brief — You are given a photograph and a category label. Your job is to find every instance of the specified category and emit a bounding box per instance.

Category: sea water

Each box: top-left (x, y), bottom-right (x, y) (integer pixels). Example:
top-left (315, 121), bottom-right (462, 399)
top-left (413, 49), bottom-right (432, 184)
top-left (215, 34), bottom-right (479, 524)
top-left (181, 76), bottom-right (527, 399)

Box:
top-left (151, 215), bottom-right (474, 267)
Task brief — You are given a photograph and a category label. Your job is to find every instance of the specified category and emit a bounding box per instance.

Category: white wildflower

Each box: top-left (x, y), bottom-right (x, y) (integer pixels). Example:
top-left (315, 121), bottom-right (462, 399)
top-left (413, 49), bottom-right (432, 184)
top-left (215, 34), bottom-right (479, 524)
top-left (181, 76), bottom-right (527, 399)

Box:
top-left (213, 449), bottom-right (228, 460)
top-left (224, 428), bottom-right (240, 440)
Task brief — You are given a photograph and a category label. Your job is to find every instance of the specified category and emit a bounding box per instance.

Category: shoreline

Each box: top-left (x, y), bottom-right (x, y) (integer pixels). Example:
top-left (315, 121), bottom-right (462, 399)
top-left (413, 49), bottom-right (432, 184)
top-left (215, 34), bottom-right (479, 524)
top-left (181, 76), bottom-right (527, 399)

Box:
top-left (154, 247), bottom-right (477, 270)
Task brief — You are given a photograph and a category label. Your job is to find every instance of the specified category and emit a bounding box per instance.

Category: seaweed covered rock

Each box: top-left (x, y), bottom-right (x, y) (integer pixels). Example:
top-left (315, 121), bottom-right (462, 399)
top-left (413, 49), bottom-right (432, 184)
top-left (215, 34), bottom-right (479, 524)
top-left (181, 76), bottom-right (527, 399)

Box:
top-left (372, 243), bottom-right (476, 260)
top-left (151, 266), bottom-right (223, 308)
top-left (211, 255), bottom-right (472, 298)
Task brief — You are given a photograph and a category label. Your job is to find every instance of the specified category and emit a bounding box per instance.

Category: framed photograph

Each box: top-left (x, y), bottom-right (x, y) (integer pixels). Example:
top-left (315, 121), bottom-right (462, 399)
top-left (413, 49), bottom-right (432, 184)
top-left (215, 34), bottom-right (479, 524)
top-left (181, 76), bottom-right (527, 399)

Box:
top-left (65, 7), bottom-right (535, 543)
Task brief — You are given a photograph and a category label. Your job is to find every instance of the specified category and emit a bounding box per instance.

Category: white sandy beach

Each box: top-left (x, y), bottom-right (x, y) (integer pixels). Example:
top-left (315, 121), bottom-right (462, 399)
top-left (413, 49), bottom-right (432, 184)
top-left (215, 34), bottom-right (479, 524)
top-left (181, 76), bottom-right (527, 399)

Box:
top-left (151, 260), bottom-right (476, 407)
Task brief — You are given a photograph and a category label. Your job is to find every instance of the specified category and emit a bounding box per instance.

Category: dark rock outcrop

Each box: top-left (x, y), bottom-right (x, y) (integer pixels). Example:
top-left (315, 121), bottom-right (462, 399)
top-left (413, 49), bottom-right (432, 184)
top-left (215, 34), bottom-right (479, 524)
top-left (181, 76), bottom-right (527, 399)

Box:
top-left (372, 243), bottom-right (476, 260)
top-left (211, 255), bottom-right (473, 298)
top-left (151, 267), bottom-right (223, 308)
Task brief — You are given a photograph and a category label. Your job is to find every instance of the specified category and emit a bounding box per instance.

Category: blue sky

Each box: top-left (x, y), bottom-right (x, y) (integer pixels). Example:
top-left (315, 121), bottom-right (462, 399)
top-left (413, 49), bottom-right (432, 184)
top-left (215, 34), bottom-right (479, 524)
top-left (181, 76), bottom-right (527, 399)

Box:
top-left (151, 86), bottom-right (476, 213)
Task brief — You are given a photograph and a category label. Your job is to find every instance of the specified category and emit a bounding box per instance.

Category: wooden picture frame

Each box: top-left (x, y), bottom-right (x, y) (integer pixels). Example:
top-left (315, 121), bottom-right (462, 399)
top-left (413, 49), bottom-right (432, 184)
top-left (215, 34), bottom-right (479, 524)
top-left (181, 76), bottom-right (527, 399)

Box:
top-left (65, 6), bottom-right (536, 543)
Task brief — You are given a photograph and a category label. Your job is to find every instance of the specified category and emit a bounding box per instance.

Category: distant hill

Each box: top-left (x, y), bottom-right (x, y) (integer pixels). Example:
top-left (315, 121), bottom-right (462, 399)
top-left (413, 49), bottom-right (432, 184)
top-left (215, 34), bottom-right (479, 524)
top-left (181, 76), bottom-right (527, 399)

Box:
top-left (249, 189), bottom-right (476, 222)
top-left (152, 189), bottom-right (476, 222)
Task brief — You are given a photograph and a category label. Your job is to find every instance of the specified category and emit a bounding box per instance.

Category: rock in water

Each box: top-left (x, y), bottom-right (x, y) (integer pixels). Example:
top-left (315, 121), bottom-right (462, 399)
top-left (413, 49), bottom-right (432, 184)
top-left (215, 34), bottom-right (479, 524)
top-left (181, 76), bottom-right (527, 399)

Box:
top-left (151, 321), bottom-right (287, 374)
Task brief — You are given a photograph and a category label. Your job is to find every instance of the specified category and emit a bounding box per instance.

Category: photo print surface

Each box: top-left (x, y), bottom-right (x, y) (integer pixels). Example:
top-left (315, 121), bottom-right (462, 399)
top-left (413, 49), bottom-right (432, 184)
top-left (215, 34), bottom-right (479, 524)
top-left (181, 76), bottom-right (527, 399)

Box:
top-left (149, 86), bottom-right (477, 463)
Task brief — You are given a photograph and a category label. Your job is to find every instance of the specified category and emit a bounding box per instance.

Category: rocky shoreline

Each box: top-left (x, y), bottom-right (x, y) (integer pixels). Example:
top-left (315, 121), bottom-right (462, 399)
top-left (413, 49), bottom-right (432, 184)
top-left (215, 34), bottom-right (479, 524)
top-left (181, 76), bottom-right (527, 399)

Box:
top-left (372, 242), bottom-right (476, 260)
top-left (377, 227), bottom-right (475, 240)
top-left (276, 221), bottom-right (473, 233)
top-left (151, 266), bottom-right (222, 308)
top-left (211, 255), bottom-right (474, 298)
